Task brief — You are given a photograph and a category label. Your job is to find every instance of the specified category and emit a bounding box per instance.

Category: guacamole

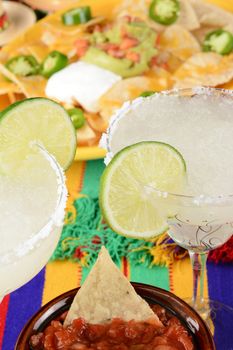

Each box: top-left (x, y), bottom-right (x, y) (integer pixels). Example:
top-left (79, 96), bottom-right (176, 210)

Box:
top-left (81, 17), bottom-right (158, 77)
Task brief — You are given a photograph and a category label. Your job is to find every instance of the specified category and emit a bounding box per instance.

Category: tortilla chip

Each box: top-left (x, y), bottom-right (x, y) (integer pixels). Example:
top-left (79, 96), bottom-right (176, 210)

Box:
top-left (0, 94), bottom-right (13, 110)
top-left (0, 64), bottom-right (47, 97)
top-left (85, 113), bottom-right (108, 133)
top-left (174, 52), bottom-right (233, 88)
top-left (190, 0), bottom-right (233, 28)
top-left (77, 123), bottom-right (100, 146)
top-left (219, 79), bottom-right (233, 90)
top-left (114, 0), bottom-right (199, 31)
top-left (99, 71), bottom-right (172, 122)
top-left (65, 247), bottom-right (161, 326)
top-left (27, 42), bottom-right (51, 62)
top-left (44, 15), bottom-right (105, 37)
top-left (177, 0), bottom-right (200, 31)
top-left (192, 25), bottom-right (218, 44)
top-left (159, 25), bottom-right (201, 61)
top-left (0, 77), bottom-right (20, 95)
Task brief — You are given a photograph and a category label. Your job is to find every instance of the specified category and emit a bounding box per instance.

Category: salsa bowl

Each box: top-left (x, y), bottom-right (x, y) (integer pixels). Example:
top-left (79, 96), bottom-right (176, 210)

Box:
top-left (15, 283), bottom-right (215, 349)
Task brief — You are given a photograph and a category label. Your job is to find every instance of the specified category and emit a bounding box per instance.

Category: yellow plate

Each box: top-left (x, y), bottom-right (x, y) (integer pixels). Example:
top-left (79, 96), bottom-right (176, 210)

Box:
top-left (1, 0), bottom-right (233, 161)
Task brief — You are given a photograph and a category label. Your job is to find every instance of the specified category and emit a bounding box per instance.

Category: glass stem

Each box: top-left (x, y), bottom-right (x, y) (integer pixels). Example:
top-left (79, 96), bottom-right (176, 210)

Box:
top-left (189, 251), bottom-right (208, 310)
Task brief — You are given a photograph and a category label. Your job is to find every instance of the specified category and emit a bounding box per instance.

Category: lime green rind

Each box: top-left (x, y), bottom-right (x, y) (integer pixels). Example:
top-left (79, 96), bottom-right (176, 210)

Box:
top-left (99, 141), bottom-right (186, 239)
top-left (0, 97), bottom-right (77, 171)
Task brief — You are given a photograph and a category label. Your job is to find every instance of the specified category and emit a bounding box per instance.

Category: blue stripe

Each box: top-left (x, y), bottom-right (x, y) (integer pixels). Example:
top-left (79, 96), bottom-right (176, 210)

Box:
top-left (2, 268), bottom-right (45, 350)
top-left (207, 262), bottom-right (233, 350)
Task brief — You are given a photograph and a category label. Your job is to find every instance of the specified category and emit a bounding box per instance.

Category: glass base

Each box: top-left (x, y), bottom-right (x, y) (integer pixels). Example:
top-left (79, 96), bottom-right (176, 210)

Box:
top-left (184, 297), bottom-right (233, 335)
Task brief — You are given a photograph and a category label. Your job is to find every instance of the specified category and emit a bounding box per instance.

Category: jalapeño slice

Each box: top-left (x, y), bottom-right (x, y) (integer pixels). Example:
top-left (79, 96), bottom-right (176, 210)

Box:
top-left (203, 29), bottom-right (233, 55)
top-left (140, 91), bottom-right (155, 97)
top-left (149, 0), bottom-right (180, 25)
top-left (67, 108), bottom-right (85, 129)
top-left (62, 6), bottom-right (92, 26)
top-left (5, 55), bottom-right (39, 76)
top-left (40, 51), bottom-right (68, 78)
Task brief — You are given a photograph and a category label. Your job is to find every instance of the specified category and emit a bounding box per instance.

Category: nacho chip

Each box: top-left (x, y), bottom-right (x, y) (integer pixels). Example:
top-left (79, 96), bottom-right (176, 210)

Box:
top-left (174, 52), bottom-right (233, 88)
top-left (219, 79), bottom-right (233, 90)
top-left (65, 247), bottom-right (161, 326)
top-left (114, 0), bottom-right (199, 31)
top-left (192, 25), bottom-right (218, 44)
top-left (77, 123), bottom-right (101, 146)
top-left (0, 63), bottom-right (46, 97)
top-left (190, 0), bottom-right (233, 28)
top-left (0, 76), bottom-right (20, 95)
top-left (177, 0), bottom-right (200, 31)
top-left (159, 24), bottom-right (201, 61)
top-left (44, 15), bottom-right (105, 37)
top-left (85, 112), bottom-right (108, 133)
top-left (27, 42), bottom-right (51, 62)
top-left (99, 71), bottom-right (172, 122)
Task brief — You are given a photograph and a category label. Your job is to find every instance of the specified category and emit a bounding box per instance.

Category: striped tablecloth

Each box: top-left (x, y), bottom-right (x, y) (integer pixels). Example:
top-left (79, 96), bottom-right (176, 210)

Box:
top-left (0, 160), bottom-right (233, 350)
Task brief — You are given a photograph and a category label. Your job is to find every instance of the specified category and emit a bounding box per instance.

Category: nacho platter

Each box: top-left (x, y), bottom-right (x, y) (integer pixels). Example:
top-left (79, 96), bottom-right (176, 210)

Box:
top-left (0, 0), bottom-right (233, 161)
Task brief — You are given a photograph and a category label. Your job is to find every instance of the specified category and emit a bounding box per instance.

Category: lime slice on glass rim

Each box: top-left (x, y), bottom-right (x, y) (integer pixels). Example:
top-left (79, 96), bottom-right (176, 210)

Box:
top-left (0, 97), bottom-right (76, 174)
top-left (100, 141), bottom-right (186, 239)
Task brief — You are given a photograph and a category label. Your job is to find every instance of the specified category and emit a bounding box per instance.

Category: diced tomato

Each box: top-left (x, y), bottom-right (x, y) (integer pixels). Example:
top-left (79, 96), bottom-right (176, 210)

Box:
top-left (93, 24), bottom-right (102, 32)
top-left (55, 329), bottom-right (74, 347)
top-left (160, 62), bottom-right (169, 71)
top-left (122, 15), bottom-right (132, 23)
top-left (75, 39), bottom-right (89, 58)
top-left (98, 42), bottom-right (118, 52)
top-left (0, 13), bottom-right (7, 29)
top-left (108, 49), bottom-right (125, 58)
top-left (29, 333), bottom-right (44, 350)
top-left (50, 321), bottom-right (63, 330)
top-left (107, 318), bottom-right (126, 343)
top-left (97, 42), bottom-right (125, 58)
top-left (106, 43), bottom-right (119, 51)
top-left (156, 34), bottom-right (161, 46)
top-left (150, 56), bottom-right (158, 67)
top-left (43, 333), bottom-right (56, 350)
top-left (124, 322), bottom-right (140, 342)
top-left (121, 25), bottom-right (128, 39)
top-left (72, 318), bottom-right (88, 337)
top-left (88, 324), bottom-right (106, 341)
top-left (125, 51), bottom-right (140, 63)
top-left (120, 37), bottom-right (139, 50)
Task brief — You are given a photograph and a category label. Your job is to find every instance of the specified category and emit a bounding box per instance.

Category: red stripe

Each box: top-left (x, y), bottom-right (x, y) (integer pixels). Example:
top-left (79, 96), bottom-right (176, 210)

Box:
top-left (168, 263), bottom-right (174, 293)
top-left (123, 257), bottom-right (129, 278)
top-left (0, 295), bottom-right (10, 348)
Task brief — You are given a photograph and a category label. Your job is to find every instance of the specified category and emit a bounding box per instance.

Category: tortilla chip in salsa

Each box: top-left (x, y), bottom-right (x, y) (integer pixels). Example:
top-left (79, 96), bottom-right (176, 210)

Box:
top-left (64, 246), bottom-right (161, 327)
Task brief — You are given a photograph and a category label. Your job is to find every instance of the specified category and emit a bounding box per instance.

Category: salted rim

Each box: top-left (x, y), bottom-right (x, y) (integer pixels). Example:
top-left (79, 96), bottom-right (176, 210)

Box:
top-left (99, 86), bottom-right (233, 204)
top-left (0, 145), bottom-right (68, 264)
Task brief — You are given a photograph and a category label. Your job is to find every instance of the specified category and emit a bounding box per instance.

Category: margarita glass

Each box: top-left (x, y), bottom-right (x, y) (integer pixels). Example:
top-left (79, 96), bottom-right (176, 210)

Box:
top-left (145, 88), bottom-right (233, 322)
top-left (0, 146), bottom-right (67, 300)
top-left (146, 181), bottom-right (233, 318)
top-left (103, 87), bottom-right (233, 324)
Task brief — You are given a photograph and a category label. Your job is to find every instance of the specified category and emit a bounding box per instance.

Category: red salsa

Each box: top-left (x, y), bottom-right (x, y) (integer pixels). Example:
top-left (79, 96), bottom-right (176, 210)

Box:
top-left (30, 305), bottom-right (194, 350)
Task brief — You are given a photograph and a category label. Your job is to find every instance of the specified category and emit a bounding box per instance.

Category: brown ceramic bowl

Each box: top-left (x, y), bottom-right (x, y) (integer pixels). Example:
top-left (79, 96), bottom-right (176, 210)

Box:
top-left (15, 282), bottom-right (215, 350)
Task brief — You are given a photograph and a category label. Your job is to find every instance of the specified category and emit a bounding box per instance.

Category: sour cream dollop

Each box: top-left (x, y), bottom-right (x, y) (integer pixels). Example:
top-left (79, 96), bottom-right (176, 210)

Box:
top-left (45, 61), bottom-right (121, 113)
